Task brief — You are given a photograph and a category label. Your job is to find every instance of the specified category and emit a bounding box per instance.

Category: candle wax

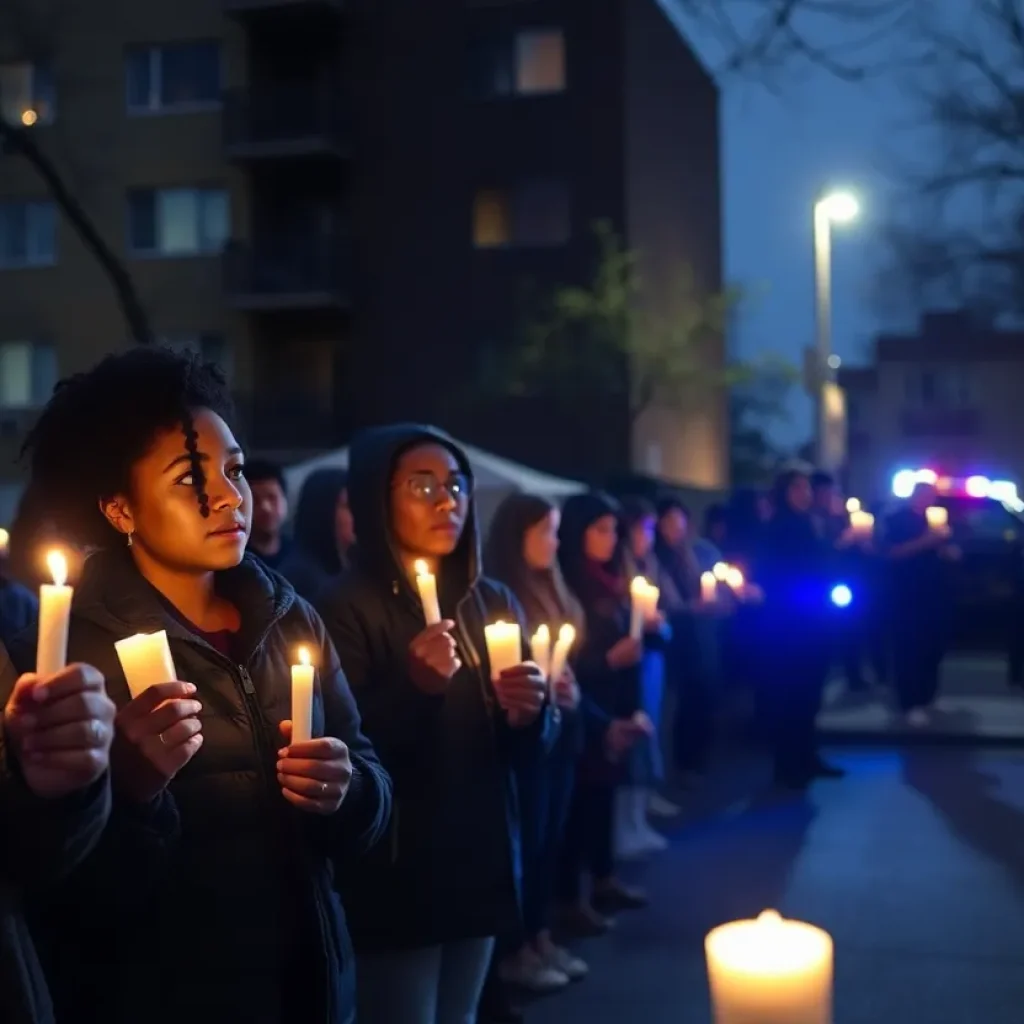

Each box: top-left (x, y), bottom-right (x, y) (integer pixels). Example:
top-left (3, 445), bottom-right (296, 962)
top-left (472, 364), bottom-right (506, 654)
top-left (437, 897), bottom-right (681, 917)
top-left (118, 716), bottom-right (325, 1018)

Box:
top-left (414, 559), bottom-right (441, 625)
top-left (115, 630), bottom-right (177, 699)
top-left (484, 621), bottom-right (522, 682)
top-left (291, 648), bottom-right (315, 744)
top-left (37, 551), bottom-right (72, 678)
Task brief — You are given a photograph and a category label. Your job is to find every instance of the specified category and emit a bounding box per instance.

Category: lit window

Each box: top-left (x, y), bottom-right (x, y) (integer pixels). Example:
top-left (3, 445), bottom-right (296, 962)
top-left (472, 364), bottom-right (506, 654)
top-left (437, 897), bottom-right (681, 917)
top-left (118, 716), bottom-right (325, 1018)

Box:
top-left (128, 188), bottom-right (229, 257)
top-left (0, 62), bottom-right (56, 126)
top-left (473, 181), bottom-right (570, 248)
top-left (0, 341), bottom-right (57, 409)
top-left (473, 189), bottom-right (512, 248)
top-left (125, 42), bottom-right (221, 114)
top-left (0, 200), bottom-right (57, 268)
top-left (515, 30), bottom-right (565, 94)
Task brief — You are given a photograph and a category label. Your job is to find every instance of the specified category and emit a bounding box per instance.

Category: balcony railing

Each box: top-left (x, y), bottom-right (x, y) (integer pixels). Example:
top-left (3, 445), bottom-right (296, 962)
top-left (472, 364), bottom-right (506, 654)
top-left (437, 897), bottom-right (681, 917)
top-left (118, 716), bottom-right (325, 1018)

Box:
top-left (224, 0), bottom-right (343, 17)
top-left (900, 407), bottom-right (981, 438)
top-left (223, 230), bottom-right (350, 311)
top-left (224, 81), bottom-right (347, 160)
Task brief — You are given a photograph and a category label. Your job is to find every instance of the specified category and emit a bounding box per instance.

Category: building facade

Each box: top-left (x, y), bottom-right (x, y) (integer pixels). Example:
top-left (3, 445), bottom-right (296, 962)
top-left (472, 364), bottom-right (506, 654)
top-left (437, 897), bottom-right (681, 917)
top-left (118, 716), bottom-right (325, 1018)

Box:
top-left (841, 311), bottom-right (1024, 503)
top-left (0, 0), bottom-right (725, 518)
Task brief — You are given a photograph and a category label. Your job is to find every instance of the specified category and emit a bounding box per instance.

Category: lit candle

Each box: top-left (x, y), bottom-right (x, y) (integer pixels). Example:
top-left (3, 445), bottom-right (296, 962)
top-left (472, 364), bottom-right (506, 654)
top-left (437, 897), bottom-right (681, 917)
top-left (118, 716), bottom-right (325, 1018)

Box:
top-left (849, 509), bottom-right (874, 538)
top-left (705, 909), bottom-right (833, 1024)
top-left (484, 620), bottom-right (522, 682)
top-left (926, 506), bottom-right (948, 530)
top-left (724, 567), bottom-right (745, 592)
top-left (291, 646), bottom-right (315, 745)
top-left (846, 497), bottom-right (861, 514)
top-left (701, 571), bottom-right (718, 604)
top-left (0, 527), bottom-right (9, 558)
top-left (548, 623), bottom-right (576, 686)
top-left (629, 576), bottom-right (660, 640)
top-left (713, 561), bottom-right (730, 581)
top-left (37, 550), bottom-right (72, 677)
top-left (114, 630), bottom-right (177, 700)
top-left (530, 624), bottom-right (551, 678)
top-left (414, 558), bottom-right (441, 625)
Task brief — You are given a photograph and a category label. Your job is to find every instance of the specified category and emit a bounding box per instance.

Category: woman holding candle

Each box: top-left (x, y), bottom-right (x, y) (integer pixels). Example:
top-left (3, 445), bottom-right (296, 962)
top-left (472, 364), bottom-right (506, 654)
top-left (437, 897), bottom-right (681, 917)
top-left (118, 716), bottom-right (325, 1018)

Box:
top-left (9, 347), bottom-right (392, 1024)
top-left (555, 492), bottom-right (652, 928)
top-left (483, 493), bottom-right (590, 998)
top-left (316, 424), bottom-right (549, 1024)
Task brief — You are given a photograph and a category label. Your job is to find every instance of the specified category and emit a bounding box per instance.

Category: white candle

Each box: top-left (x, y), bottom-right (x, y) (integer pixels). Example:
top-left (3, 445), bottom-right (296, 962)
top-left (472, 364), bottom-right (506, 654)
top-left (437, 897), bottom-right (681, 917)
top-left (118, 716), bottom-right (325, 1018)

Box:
top-left (530, 625), bottom-right (551, 678)
top-left (713, 561), bottom-right (730, 581)
top-left (291, 645), bottom-right (315, 745)
top-left (705, 909), bottom-right (833, 1024)
top-left (724, 567), bottom-right (745, 592)
top-left (37, 550), bottom-right (72, 677)
top-left (548, 623), bottom-right (576, 686)
top-left (629, 576), bottom-right (660, 640)
top-left (115, 630), bottom-right (177, 699)
top-left (850, 509), bottom-right (874, 537)
top-left (926, 506), bottom-right (948, 530)
top-left (846, 497), bottom-right (861, 514)
top-left (701, 571), bottom-right (718, 604)
top-left (484, 620), bottom-right (522, 682)
top-left (0, 528), bottom-right (9, 557)
top-left (414, 559), bottom-right (441, 625)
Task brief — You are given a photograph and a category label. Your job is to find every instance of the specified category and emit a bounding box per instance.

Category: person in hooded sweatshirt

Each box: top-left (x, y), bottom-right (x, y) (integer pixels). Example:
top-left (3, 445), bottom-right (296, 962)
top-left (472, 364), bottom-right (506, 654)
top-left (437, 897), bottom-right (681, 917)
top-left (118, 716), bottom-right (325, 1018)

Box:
top-left (1, 347), bottom-right (392, 1024)
top-left (483, 492), bottom-right (589, 1001)
top-left (316, 425), bottom-right (549, 1024)
top-left (281, 468), bottom-right (355, 603)
top-left (1, 656), bottom-right (115, 1024)
top-left (555, 493), bottom-right (653, 933)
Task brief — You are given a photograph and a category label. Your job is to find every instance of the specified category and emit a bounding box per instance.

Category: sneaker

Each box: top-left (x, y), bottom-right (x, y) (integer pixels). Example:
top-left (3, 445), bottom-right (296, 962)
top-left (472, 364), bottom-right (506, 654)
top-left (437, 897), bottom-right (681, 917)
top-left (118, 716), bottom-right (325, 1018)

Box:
top-left (541, 943), bottom-right (589, 981)
top-left (648, 793), bottom-right (682, 817)
top-left (499, 950), bottom-right (569, 994)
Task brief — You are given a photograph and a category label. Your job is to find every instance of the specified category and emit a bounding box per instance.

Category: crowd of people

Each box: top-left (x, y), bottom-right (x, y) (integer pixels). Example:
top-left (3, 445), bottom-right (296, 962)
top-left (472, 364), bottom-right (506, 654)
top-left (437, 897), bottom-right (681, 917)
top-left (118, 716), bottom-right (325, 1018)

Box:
top-left (0, 347), bottom-right (961, 1024)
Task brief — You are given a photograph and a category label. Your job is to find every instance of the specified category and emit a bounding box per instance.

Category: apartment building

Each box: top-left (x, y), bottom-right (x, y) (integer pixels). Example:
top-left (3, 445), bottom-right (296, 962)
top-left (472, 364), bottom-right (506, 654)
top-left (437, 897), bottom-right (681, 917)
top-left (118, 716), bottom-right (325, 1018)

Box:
top-left (0, 0), bottom-right (724, 517)
top-left (841, 311), bottom-right (1024, 502)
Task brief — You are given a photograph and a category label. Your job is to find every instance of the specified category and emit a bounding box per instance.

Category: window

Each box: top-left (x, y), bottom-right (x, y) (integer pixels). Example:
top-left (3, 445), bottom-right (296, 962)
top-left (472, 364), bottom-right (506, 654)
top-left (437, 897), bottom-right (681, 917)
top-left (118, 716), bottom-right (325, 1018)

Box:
top-left (905, 366), bottom-right (972, 409)
top-left (0, 341), bottom-right (57, 409)
top-left (0, 200), bottom-right (57, 268)
top-left (470, 28), bottom-right (566, 98)
top-left (128, 188), bottom-right (229, 256)
top-left (473, 180), bottom-right (570, 248)
top-left (125, 42), bottom-right (221, 114)
top-left (0, 62), bottom-right (56, 126)
top-left (159, 332), bottom-right (231, 377)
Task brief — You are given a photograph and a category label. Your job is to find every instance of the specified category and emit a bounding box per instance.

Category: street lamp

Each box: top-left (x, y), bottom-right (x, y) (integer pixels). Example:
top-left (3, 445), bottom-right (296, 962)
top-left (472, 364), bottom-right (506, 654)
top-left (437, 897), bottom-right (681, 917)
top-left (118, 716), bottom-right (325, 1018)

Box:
top-left (813, 189), bottom-right (859, 472)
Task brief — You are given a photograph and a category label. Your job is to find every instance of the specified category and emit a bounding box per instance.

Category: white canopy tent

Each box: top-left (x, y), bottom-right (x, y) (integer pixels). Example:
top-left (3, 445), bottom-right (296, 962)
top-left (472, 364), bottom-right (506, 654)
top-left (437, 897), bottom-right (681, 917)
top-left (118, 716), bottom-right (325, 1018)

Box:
top-left (284, 440), bottom-right (585, 533)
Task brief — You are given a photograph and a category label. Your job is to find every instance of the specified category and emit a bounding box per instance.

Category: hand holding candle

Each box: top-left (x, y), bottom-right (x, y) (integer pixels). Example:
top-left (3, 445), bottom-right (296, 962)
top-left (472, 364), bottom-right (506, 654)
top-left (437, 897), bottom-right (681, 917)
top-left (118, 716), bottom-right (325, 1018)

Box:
top-left (705, 909), bottom-right (833, 1024)
top-left (629, 577), bottom-right (660, 639)
top-left (37, 550), bottom-right (72, 678)
top-left (414, 559), bottom-right (441, 625)
top-left (115, 630), bottom-right (177, 699)
top-left (291, 646), bottom-right (315, 745)
top-left (484, 621), bottom-right (522, 682)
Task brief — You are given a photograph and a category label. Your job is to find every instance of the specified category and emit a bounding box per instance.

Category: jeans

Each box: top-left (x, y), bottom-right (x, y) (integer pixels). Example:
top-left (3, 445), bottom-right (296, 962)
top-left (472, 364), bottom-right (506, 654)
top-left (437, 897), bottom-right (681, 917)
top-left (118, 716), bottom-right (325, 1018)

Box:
top-left (356, 938), bottom-right (496, 1024)
top-left (555, 783), bottom-right (615, 905)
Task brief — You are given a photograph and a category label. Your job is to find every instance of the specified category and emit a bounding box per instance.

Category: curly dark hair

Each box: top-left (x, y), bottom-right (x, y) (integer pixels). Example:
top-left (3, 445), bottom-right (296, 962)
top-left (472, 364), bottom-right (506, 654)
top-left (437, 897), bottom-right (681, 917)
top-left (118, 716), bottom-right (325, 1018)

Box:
top-left (21, 346), bottom-right (235, 549)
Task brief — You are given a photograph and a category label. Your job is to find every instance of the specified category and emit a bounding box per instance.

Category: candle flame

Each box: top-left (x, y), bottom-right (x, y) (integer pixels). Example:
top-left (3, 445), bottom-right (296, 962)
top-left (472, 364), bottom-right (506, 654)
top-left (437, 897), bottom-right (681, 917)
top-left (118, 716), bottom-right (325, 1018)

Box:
top-left (533, 624), bottom-right (550, 641)
top-left (713, 561), bottom-right (729, 581)
top-left (558, 623), bottom-right (576, 644)
top-left (756, 909), bottom-right (783, 927)
top-left (701, 571), bottom-right (716, 585)
top-left (413, 559), bottom-right (430, 577)
top-left (846, 497), bottom-right (861, 513)
top-left (297, 646), bottom-right (311, 667)
top-left (47, 549), bottom-right (68, 587)
top-left (725, 568), bottom-right (744, 589)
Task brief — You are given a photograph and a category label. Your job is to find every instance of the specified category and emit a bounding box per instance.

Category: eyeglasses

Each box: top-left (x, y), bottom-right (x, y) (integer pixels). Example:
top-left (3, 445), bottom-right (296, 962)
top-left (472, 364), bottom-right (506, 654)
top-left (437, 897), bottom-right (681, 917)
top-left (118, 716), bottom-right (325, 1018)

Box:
top-left (401, 471), bottom-right (471, 505)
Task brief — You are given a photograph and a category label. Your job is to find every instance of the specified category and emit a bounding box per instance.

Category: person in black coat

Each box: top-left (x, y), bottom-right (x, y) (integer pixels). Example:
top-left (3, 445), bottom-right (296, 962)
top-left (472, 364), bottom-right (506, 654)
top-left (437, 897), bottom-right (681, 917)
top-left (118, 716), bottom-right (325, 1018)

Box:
top-left (1, 658), bottom-right (115, 1024)
top-left (1, 347), bottom-right (392, 1024)
top-left (317, 424), bottom-right (549, 1024)
top-left (756, 469), bottom-right (844, 788)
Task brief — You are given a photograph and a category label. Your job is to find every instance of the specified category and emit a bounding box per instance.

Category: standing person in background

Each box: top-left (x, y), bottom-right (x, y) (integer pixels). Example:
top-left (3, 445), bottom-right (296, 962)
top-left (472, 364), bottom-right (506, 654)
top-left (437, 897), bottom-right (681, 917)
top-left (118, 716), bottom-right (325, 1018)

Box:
top-left (0, 571), bottom-right (37, 650)
top-left (318, 425), bottom-right (549, 1024)
top-left (1, 659), bottom-right (115, 1024)
top-left (281, 469), bottom-right (355, 603)
top-left (757, 469), bottom-right (843, 789)
top-left (557, 493), bottom-right (650, 931)
top-left (618, 497), bottom-right (675, 851)
top-left (483, 493), bottom-right (588, 1007)
top-left (883, 481), bottom-right (958, 727)
top-left (245, 459), bottom-right (291, 570)
top-left (694, 505), bottom-right (728, 572)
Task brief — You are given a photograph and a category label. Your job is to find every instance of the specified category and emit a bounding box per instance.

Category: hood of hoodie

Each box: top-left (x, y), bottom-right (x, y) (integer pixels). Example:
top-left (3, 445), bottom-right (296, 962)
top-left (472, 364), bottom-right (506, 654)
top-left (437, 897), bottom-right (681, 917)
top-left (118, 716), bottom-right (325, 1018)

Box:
top-left (294, 467), bottom-right (349, 574)
top-left (557, 491), bottom-right (621, 597)
top-left (348, 423), bottom-right (479, 600)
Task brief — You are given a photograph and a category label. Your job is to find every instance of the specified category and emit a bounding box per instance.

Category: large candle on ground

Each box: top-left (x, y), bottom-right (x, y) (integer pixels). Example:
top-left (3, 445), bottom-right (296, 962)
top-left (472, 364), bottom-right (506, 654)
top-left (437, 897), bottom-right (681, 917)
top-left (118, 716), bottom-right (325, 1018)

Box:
top-left (37, 550), bottom-right (72, 677)
top-left (705, 909), bottom-right (833, 1024)
top-left (926, 506), bottom-right (948, 530)
top-left (700, 571), bottom-right (718, 604)
top-left (414, 559), bottom-right (441, 625)
top-left (115, 630), bottom-right (177, 699)
top-left (484, 620), bottom-right (522, 682)
top-left (291, 646), bottom-right (315, 744)
top-left (548, 623), bottom-right (576, 686)
top-left (629, 577), bottom-right (660, 639)
top-left (530, 625), bottom-right (551, 678)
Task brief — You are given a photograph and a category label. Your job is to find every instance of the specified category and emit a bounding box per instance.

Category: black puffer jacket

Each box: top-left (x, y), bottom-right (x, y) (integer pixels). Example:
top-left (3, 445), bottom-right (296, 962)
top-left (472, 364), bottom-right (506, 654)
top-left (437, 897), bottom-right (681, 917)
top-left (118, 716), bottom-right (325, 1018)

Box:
top-left (318, 424), bottom-right (549, 951)
top-left (2, 549), bottom-right (391, 1024)
top-left (0, 651), bottom-right (111, 1024)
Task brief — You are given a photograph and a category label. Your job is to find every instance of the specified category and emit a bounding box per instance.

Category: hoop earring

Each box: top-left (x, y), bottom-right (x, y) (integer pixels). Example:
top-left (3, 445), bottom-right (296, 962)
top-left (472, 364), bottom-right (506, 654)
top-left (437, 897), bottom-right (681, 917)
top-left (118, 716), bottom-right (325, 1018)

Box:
top-left (126, 529), bottom-right (134, 548)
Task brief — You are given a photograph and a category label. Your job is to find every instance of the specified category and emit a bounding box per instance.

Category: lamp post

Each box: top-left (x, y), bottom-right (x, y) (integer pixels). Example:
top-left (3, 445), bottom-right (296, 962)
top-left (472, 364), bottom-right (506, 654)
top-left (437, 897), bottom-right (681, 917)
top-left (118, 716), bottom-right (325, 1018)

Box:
top-left (813, 189), bottom-right (859, 471)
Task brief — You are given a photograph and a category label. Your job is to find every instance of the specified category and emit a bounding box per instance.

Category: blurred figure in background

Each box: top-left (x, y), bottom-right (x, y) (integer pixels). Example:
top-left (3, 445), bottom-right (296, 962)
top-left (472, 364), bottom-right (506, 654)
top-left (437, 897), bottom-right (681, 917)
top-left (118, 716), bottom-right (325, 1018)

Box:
top-left (694, 505), bottom-right (728, 573)
top-left (282, 469), bottom-right (355, 603)
top-left (245, 459), bottom-right (291, 570)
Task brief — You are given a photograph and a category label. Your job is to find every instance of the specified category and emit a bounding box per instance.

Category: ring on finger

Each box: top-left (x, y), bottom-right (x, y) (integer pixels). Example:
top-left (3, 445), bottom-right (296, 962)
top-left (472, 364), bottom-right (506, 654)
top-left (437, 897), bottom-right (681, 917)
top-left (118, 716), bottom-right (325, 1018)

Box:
top-left (320, 782), bottom-right (328, 796)
top-left (158, 731), bottom-right (168, 746)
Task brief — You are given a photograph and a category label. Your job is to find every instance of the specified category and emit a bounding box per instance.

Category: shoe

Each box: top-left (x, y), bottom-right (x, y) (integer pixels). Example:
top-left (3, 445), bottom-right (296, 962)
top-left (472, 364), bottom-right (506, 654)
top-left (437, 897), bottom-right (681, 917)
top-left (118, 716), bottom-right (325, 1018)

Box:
top-left (541, 943), bottom-right (589, 981)
top-left (592, 879), bottom-right (648, 913)
top-left (648, 792), bottom-right (682, 817)
top-left (556, 903), bottom-right (613, 937)
top-left (498, 949), bottom-right (569, 993)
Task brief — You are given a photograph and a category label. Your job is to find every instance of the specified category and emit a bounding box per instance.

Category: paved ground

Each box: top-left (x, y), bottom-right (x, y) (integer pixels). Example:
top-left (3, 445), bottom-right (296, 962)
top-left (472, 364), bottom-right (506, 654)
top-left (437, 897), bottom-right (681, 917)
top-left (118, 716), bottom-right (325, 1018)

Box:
top-left (529, 747), bottom-right (1024, 1024)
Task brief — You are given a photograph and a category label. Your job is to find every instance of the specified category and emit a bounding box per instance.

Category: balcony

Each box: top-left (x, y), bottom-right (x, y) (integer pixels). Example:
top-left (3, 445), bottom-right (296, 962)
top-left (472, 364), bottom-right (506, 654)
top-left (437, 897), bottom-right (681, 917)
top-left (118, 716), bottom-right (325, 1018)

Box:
top-left (224, 81), bottom-right (347, 161)
top-left (900, 407), bottom-right (981, 438)
top-left (224, 0), bottom-right (342, 20)
top-left (223, 230), bottom-right (350, 312)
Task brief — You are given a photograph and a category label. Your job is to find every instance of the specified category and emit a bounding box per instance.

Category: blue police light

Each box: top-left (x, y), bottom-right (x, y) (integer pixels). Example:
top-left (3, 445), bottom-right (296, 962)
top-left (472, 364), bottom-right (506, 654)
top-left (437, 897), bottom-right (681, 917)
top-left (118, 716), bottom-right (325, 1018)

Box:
top-left (831, 584), bottom-right (853, 608)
